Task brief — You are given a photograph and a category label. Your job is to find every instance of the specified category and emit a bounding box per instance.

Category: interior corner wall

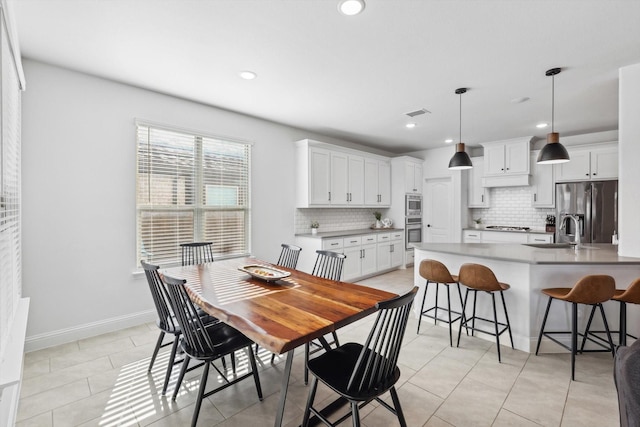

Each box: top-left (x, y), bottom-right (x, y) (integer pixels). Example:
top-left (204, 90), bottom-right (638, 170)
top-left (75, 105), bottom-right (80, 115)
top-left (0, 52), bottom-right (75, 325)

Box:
top-left (618, 63), bottom-right (640, 257)
top-left (20, 60), bottom-right (371, 349)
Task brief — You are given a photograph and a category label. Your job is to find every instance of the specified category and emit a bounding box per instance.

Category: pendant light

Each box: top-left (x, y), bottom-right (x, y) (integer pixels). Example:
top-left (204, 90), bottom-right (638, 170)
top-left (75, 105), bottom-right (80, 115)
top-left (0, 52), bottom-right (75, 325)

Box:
top-left (537, 68), bottom-right (570, 164)
top-left (448, 88), bottom-right (473, 170)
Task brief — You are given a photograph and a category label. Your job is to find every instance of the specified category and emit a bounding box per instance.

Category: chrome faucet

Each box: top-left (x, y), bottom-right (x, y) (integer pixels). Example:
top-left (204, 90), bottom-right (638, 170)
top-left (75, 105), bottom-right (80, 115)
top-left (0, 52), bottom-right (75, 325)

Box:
top-left (560, 214), bottom-right (582, 250)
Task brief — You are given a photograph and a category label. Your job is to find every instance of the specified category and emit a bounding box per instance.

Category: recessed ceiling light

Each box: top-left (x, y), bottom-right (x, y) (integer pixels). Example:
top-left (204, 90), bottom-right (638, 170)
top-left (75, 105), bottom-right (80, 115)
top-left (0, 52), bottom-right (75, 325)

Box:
top-left (536, 122), bottom-right (549, 128)
top-left (445, 139), bottom-right (453, 144)
top-left (338, 0), bottom-right (365, 16)
top-left (239, 71), bottom-right (257, 80)
top-left (405, 123), bottom-right (416, 129)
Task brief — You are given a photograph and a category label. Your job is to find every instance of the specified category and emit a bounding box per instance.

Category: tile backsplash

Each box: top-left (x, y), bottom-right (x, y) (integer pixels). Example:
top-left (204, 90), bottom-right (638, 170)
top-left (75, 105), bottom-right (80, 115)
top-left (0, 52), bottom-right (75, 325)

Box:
top-left (470, 186), bottom-right (554, 230)
top-left (295, 208), bottom-right (391, 234)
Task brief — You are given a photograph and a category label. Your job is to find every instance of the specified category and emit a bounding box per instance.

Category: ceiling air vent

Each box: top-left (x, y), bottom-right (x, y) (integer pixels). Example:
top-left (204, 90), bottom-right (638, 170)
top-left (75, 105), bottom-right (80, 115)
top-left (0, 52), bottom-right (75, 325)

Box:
top-left (405, 108), bottom-right (431, 118)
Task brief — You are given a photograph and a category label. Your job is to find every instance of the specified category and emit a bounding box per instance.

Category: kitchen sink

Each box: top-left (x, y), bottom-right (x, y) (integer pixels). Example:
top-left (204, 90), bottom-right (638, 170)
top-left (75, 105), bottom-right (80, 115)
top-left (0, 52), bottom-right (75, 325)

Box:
top-left (523, 243), bottom-right (575, 249)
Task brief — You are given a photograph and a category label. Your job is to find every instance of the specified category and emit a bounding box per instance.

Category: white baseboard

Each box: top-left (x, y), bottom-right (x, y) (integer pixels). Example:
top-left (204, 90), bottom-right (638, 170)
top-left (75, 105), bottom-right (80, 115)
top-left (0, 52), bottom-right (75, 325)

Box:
top-left (24, 309), bottom-right (156, 353)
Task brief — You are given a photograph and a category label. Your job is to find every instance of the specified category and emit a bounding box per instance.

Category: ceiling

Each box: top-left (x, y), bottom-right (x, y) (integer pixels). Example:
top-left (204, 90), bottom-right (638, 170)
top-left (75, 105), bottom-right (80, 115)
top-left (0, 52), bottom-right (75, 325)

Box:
top-left (11, 0), bottom-right (640, 154)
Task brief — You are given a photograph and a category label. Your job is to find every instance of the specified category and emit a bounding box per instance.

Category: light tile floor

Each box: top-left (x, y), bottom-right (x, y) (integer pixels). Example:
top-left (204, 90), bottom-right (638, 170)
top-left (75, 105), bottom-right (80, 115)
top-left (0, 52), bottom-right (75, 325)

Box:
top-left (17, 268), bottom-right (621, 426)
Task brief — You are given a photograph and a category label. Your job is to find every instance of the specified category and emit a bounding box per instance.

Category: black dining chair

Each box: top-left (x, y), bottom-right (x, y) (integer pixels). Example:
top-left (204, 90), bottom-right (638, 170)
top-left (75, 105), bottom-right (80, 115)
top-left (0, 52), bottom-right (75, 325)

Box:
top-left (303, 250), bottom-right (347, 383)
top-left (180, 241), bottom-right (215, 266)
top-left (302, 287), bottom-right (418, 427)
top-left (141, 260), bottom-right (219, 395)
top-left (162, 273), bottom-right (263, 427)
top-left (276, 243), bottom-right (302, 269)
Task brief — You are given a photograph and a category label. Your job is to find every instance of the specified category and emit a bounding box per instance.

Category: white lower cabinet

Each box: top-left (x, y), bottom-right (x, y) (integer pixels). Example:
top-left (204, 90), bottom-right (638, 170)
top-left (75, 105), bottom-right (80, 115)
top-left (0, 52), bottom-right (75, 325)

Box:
top-left (527, 234), bottom-right (554, 244)
top-left (296, 230), bottom-right (404, 281)
top-left (463, 230), bottom-right (482, 243)
top-left (462, 230), bottom-right (553, 244)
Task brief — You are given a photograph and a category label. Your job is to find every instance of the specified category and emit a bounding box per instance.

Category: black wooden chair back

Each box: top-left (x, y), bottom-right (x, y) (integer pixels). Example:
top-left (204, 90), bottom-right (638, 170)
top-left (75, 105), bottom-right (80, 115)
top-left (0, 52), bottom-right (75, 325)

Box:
top-left (141, 260), bottom-right (178, 333)
top-left (276, 243), bottom-right (302, 269)
top-left (162, 274), bottom-right (217, 356)
top-left (180, 242), bottom-right (214, 266)
top-left (312, 250), bottom-right (346, 281)
top-left (347, 286), bottom-right (418, 394)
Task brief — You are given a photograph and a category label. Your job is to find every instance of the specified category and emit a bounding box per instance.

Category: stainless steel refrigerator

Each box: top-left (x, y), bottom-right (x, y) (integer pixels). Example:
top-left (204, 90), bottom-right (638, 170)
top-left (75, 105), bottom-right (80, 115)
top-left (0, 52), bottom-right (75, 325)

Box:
top-left (555, 180), bottom-right (618, 244)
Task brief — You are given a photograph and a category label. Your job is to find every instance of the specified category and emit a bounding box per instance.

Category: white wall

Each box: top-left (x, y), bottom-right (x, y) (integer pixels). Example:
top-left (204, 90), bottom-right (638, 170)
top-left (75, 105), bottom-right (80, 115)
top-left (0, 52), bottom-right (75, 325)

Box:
top-left (21, 60), bottom-right (390, 350)
top-left (618, 63), bottom-right (640, 257)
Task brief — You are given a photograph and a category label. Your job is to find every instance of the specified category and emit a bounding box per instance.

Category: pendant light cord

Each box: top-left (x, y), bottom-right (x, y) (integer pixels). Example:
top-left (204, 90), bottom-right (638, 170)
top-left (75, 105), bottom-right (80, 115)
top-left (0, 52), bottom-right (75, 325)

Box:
top-left (459, 91), bottom-right (462, 143)
top-left (551, 73), bottom-right (555, 133)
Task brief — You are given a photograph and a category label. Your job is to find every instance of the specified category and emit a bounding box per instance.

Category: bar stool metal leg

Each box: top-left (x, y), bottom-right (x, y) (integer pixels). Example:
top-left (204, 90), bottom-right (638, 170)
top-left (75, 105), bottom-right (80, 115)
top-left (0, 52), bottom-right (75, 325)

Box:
top-left (535, 296), bottom-right (553, 355)
top-left (492, 292), bottom-right (502, 362)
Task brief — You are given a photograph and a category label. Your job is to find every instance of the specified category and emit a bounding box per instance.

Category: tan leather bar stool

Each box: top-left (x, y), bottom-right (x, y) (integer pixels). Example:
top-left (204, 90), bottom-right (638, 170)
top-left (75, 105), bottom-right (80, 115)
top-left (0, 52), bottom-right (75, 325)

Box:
top-left (417, 259), bottom-right (466, 346)
top-left (456, 263), bottom-right (513, 362)
top-left (582, 278), bottom-right (640, 348)
top-left (535, 275), bottom-right (616, 380)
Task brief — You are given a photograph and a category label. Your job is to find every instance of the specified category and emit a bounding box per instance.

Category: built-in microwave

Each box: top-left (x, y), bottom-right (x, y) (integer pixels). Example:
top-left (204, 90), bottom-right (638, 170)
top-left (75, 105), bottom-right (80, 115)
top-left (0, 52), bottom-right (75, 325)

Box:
top-left (405, 194), bottom-right (422, 217)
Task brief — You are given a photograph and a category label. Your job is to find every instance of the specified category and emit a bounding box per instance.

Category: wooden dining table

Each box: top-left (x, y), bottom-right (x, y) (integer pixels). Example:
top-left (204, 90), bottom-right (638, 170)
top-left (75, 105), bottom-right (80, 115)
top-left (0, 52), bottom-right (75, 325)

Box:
top-left (161, 256), bottom-right (397, 427)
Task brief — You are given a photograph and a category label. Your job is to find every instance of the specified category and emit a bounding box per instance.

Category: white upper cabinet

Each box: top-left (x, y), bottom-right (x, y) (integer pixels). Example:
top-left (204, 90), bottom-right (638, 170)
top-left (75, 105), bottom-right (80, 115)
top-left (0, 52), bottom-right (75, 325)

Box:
top-left (364, 158), bottom-right (391, 206)
top-left (483, 137), bottom-right (530, 176)
top-left (530, 151), bottom-right (555, 208)
top-left (295, 139), bottom-right (390, 208)
top-left (404, 160), bottom-right (423, 193)
top-left (555, 142), bottom-right (618, 182)
top-left (467, 156), bottom-right (489, 208)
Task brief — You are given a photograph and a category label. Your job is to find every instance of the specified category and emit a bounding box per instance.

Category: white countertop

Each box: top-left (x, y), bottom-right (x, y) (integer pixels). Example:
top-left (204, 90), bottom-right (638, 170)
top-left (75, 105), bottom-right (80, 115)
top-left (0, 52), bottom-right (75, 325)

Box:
top-left (414, 243), bottom-right (640, 265)
top-left (296, 228), bottom-right (403, 239)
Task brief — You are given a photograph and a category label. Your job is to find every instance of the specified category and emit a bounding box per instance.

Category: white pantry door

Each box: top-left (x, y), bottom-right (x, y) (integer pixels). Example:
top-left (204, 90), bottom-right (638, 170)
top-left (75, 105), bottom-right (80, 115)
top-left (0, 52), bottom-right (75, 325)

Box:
top-left (425, 178), bottom-right (453, 242)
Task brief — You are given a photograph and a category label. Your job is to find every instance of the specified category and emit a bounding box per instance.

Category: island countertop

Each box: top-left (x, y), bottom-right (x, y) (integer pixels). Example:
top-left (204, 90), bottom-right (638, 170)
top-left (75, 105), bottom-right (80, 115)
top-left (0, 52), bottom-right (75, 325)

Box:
top-left (414, 243), bottom-right (640, 265)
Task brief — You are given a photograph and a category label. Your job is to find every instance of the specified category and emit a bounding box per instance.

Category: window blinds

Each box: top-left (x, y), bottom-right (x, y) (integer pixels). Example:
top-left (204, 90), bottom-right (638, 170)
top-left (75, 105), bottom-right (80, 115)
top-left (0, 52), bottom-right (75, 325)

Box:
top-left (136, 124), bottom-right (251, 266)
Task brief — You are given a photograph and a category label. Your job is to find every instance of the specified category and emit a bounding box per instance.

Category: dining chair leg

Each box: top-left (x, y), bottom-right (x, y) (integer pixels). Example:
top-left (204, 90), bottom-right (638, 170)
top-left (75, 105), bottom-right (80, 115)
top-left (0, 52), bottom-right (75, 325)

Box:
top-left (172, 356), bottom-right (190, 401)
top-left (434, 282), bottom-right (440, 326)
top-left (417, 281), bottom-right (430, 333)
top-left (500, 290), bottom-right (514, 348)
top-left (231, 351), bottom-right (236, 373)
top-left (246, 346), bottom-right (263, 400)
top-left (301, 376), bottom-right (318, 427)
top-left (571, 302), bottom-right (577, 381)
top-left (580, 304), bottom-right (598, 352)
top-left (598, 303), bottom-right (616, 357)
top-left (304, 343), bottom-right (310, 385)
top-left (536, 296), bottom-right (553, 355)
top-left (620, 301), bottom-right (627, 346)
top-left (492, 292), bottom-right (502, 362)
top-left (191, 362), bottom-right (210, 427)
top-left (148, 331), bottom-right (165, 372)
top-left (389, 386), bottom-right (408, 427)
top-left (446, 284), bottom-right (453, 346)
top-left (331, 331), bottom-right (340, 347)
top-left (162, 337), bottom-right (180, 395)
top-left (351, 401), bottom-right (361, 427)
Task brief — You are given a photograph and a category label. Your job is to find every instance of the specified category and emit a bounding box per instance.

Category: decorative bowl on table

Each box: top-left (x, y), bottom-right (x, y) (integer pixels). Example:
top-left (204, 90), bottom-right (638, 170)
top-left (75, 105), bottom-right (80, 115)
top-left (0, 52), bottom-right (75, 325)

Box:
top-left (238, 265), bottom-right (291, 282)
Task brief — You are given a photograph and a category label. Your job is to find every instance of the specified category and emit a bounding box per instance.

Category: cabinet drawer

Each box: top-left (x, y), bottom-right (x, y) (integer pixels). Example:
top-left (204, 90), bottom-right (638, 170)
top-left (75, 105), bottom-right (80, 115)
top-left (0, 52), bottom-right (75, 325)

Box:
top-left (361, 234), bottom-right (377, 245)
top-left (390, 231), bottom-right (404, 241)
top-left (343, 236), bottom-right (362, 248)
top-left (377, 233), bottom-right (391, 242)
top-left (322, 238), bottom-right (344, 250)
top-left (527, 234), bottom-right (553, 244)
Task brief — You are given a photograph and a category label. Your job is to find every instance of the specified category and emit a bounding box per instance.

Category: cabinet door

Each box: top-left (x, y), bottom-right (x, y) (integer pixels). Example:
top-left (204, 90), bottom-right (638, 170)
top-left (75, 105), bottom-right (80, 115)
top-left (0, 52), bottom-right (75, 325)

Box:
top-left (389, 242), bottom-right (403, 268)
top-left (468, 157), bottom-right (489, 207)
top-left (347, 155), bottom-right (365, 205)
top-left (484, 144), bottom-right (506, 175)
top-left (361, 244), bottom-right (378, 276)
top-left (378, 161), bottom-right (391, 205)
top-left (330, 152), bottom-right (348, 205)
top-left (414, 163), bottom-right (423, 193)
top-left (527, 234), bottom-right (553, 244)
top-left (531, 152), bottom-right (555, 207)
top-left (376, 242), bottom-right (391, 272)
top-left (363, 158), bottom-right (380, 205)
top-left (555, 148), bottom-right (591, 181)
top-left (404, 162), bottom-right (416, 192)
top-left (309, 147), bottom-right (331, 205)
top-left (505, 140), bottom-right (529, 174)
top-left (342, 246), bottom-right (362, 281)
top-left (590, 146), bottom-right (618, 180)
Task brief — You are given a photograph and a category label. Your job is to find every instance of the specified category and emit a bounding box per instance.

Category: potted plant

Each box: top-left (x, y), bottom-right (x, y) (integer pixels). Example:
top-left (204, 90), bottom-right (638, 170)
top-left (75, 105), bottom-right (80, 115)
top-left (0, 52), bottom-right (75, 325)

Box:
top-left (473, 218), bottom-right (482, 229)
top-left (373, 212), bottom-right (382, 229)
top-left (311, 221), bottom-right (319, 234)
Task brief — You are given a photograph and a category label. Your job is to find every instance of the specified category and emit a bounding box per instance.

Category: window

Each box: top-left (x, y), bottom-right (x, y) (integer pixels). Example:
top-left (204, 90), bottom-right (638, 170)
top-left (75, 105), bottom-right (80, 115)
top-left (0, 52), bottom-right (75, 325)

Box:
top-left (136, 122), bottom-right (251, 266)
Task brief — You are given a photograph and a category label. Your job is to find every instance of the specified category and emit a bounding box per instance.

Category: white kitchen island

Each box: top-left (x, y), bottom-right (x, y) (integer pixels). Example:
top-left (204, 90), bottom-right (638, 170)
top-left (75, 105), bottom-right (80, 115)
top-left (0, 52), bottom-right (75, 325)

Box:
top-left (414, 243), bottom-right (640, 353)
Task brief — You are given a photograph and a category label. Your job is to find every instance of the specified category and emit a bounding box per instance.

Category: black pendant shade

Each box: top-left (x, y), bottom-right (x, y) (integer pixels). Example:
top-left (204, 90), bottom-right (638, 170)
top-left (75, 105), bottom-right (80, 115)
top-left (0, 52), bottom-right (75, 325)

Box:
top-left (448, 88), bottom-right (473, 170)
top-left (449, 143), bottom-right (473, 170)
top-left (537, 68), bottom-right (570, 164)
